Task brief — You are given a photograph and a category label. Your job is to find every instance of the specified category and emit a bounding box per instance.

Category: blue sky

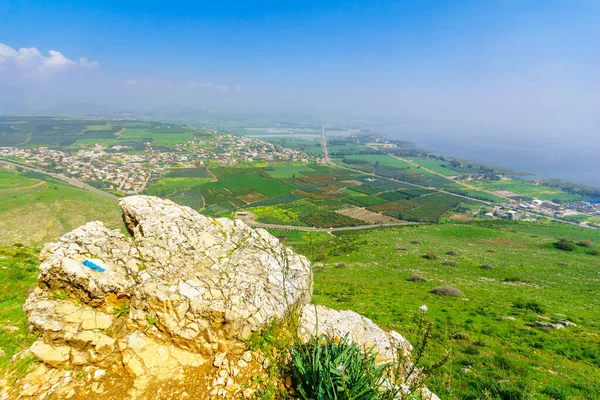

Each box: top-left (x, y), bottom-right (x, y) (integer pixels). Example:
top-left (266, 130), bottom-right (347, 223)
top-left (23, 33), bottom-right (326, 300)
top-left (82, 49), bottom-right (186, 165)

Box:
top-left (1, 0), bottom-right (599, 139)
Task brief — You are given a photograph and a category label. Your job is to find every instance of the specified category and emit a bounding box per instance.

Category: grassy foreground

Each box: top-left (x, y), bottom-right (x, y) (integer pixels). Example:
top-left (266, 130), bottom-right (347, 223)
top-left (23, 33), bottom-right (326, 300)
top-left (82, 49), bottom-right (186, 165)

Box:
top-left (1, 219), bottom-right (599, 399)
top-left (278, 221), bottom-right (600, 400)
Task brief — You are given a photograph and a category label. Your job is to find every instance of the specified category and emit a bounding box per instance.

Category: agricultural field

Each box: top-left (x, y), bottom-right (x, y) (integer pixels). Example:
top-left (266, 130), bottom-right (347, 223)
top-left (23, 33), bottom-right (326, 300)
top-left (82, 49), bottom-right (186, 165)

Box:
top-left (404, 157), bottom-right (463, 176)
top-left (142, 162), bottom-right (486, 226)
top-left (0, 117), bottom-right (205, 151)
top-left (342, 154), bottom-right (464, 189)
top-left (282, 221), bottom-right (600, 400)
top-left (471, 179), bottom-right (582, 203)
top-left (0, 167), bottom-right (122, 246)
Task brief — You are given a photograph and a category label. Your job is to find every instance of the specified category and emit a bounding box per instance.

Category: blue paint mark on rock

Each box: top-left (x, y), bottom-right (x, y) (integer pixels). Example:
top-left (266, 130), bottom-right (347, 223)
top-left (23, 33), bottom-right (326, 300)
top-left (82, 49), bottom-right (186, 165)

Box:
top-left (82, 259), bottom-right (105, 273)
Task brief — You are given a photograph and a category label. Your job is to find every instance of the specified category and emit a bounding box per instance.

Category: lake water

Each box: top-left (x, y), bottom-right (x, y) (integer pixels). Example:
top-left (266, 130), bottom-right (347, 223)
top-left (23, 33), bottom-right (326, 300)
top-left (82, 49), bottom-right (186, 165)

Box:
top-left (378, 129), bottom-right (600, 188)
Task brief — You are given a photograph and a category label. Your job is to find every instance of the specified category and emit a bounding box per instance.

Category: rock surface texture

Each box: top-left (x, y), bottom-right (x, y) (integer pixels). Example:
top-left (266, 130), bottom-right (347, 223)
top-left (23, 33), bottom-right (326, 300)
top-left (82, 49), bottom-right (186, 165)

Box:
top-left (18, 196), bottom-right (312, 397)
top-left (4, 195), bottom-right (436, 399)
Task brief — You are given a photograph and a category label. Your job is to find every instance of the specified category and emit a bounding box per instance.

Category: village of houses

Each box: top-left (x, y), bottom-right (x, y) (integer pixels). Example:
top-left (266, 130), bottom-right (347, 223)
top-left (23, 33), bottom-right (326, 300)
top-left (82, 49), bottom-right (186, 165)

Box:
top-left (0, 132), bottom-right (309, 195)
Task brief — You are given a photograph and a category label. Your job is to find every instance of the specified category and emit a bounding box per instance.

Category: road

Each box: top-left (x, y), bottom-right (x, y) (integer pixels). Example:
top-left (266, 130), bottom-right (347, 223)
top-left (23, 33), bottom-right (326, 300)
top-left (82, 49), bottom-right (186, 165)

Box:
top-left (244, 220), bottom-right (419, 232)
top-left (0, 158), bottom-right (118, 199)
top-left (321, 126), bottom-right (330, 163)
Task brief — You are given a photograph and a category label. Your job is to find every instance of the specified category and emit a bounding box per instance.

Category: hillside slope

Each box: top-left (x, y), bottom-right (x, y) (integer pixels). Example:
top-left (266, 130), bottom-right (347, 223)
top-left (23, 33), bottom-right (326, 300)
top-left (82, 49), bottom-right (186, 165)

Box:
top-left (0, 167), bottom-right (122, 246)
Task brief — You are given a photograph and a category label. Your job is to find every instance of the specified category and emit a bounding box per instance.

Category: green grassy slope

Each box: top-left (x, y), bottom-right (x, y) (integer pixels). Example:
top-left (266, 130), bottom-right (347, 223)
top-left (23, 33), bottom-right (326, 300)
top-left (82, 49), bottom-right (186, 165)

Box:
top-left (0, 167), bottom-right (122, 246)
top-left (280, 221), bottom-right (600, 399)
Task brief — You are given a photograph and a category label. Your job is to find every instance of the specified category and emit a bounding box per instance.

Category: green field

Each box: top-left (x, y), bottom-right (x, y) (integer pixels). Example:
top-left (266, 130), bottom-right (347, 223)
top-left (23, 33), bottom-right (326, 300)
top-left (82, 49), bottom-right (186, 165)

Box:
top-left (405, 157), bottom-right (464, 176)
top-left (282, 221), bottom-right (600, 400)
top-left (472, 180), bottom-right (582, 203)
top-left (0, 167), bottom-right (122, 246)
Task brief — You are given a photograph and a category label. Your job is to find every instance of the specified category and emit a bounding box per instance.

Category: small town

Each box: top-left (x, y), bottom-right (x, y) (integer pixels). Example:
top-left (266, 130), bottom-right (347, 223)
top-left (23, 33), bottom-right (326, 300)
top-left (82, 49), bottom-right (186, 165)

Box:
top-left (0, 132), bottom-right (309, 194)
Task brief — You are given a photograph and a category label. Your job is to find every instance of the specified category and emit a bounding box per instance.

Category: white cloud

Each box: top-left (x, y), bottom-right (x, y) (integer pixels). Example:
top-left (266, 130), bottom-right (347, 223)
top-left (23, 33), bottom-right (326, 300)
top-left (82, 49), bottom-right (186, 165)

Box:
top-left (0, 42), bottom-right (98, 80)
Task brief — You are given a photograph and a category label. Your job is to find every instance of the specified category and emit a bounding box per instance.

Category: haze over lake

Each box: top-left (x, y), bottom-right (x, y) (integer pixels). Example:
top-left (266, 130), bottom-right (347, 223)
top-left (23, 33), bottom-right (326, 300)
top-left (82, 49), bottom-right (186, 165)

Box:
top-left (377, 126), bottom-right (600, 189)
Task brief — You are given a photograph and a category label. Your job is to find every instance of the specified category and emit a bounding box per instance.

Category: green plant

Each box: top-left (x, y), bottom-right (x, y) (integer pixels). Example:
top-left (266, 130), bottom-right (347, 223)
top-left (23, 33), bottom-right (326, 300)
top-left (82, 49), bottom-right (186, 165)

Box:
top-left (113, 303), bottom-right (131, 318)
top-left (52, 290), bottom-right (68, 300)
top-left (145, 314), bottom-right (159, 330)
top-left (555, 238), bottom-right (575, 251)
top-left (513, 299), bottom-right (545, 314)
top-left (291, 333), bottom-right (396, 400)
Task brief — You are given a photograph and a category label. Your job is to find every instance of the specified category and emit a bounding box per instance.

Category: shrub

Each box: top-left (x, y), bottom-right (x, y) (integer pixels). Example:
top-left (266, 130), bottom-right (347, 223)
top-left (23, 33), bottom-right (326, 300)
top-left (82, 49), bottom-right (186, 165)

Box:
top-left (589, 248), bottom-right (600, 256)
top-left (577, 240), bottom-right (593, 248)
top-left (480, 264), bottom-right (493, 270)
top-left (291, 334), bottom-right (396, 400)
top-left (409, 240), bottom-right (420, 244)
top-left (315, 251), bottom-right (328, 261)
top-left (407, 274), bottom-right (427, 282)
top-left (486, 249), bottom-right (496, 253)
top-left (335, 263), bottom-right (347, 268)
top-left (423, 251), bottom-right (438, 260)
top-left (555, 238), bottom-right (575, 251)
top-left (395, 246), bottom-right (408, 251)
top-left (442, 260), bottom-right (458, 266)
top-left (503, 277), bottom-right (529, 283)
top-left (557, 262), bottom-right (568, 266)
top-left (513, 299), bottom-right (545, 314)
top-left (446, 250), bottom-right (458, 256)
top-left (431, 286), bottom-right (463, 296)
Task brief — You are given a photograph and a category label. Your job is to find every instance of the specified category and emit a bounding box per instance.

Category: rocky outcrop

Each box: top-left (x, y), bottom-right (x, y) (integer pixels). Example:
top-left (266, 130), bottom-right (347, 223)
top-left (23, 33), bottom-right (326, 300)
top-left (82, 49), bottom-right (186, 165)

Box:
top-left (5, 195), bottom-right (436, 399)
top-left (19, 195), bottom-right (312, 395)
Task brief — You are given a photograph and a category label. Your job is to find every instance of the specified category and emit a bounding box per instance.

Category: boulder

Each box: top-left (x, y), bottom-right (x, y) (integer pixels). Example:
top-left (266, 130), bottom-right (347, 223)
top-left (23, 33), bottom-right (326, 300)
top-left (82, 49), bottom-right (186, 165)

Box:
top-left (23, 195), bottom-right (312, 388)
top-left (298, 304), bottom-right (412, 363)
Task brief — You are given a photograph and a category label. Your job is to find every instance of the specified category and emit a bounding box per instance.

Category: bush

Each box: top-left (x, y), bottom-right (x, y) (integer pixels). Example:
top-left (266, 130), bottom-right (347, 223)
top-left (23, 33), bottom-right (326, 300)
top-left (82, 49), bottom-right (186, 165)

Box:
top-left (395, 246), bottom-right (408, 251)
top-left (589, 248), bottom-right (600, 256)
top-left (442, 260), bottom-right (458, 266)
top-left (446, 250), bottom-right (458, 256)
top-left (335, 263), bottom-right (347, 268)
top-left (431, 286), bottom-right (463, 297)
top-left (513, 299), bottom-right (545, 314)
top-left (409, 240), bottom-right (420, 244)
top-left (407, 274), bottom-right (427, 282)
top-left (555, 238), bottom-right (575, 251)
top-left (577, 240), bottom-right (593, 248)
top-left (480, 264), bottom-right (493, 270)
top-left (486, 249), bottom-right (496, 253)
top-left (291, 334), bottom-right (396, 400)
top-left (557, 262), bottom-right (568, 266)
top-left (423, 251), bottom-right (438, 260)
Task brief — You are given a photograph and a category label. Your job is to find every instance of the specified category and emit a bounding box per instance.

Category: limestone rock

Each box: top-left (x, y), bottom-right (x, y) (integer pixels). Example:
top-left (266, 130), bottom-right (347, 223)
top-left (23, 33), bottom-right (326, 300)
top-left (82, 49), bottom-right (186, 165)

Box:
top-left (21, 195), bottom-right (312, 393)
top-left (298, 304), bottom-right (412, 363)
